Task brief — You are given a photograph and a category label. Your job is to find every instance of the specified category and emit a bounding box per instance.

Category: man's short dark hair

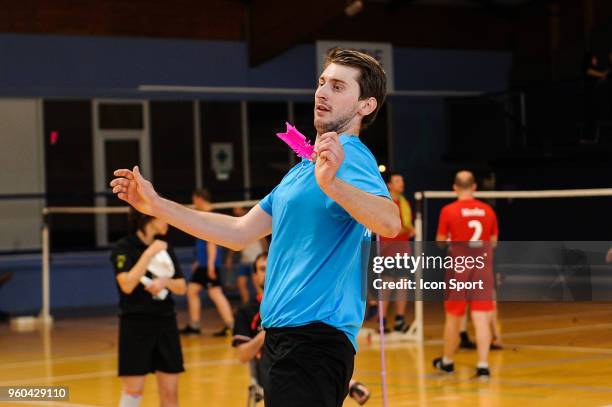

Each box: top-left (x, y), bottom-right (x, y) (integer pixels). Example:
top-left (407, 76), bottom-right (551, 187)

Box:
top-left (384, 171), bottom-right (403, 184)
top-left (324, 48), bottom-right (387, 129)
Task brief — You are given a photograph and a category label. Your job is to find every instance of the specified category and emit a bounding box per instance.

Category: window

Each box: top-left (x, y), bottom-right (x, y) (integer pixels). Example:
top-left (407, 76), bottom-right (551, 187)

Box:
top-left (99, 103), bottom-right (144, 130)
top-left (44, 100), bottom-right (95, 250)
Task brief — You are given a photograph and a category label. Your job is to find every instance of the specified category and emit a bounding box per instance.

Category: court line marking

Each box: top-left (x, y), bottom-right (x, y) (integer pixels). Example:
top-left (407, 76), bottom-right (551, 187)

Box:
top-left (6, 352), bottom-right (612, 401)
top-left (5, 310), bottom-right (612, 369)
top-left (493, 378), bottom-right (612, 394)
top-left (25, 402), bottom-right (104, 407)
top-left (419, 308), bottom-right (612, 330)
top-left (386, 401), bottom-right (419, 406)
top-left (0, 358), bottom-right (239, 386)
top-left (421, 322), bottom-right (612, 346)
top-left (498, 354), bottom-right (612, 371)
top-left (0, 342), bottom-right (231, 369)
top-left (357, 363), bottom-right (612, 400)
top-left (359, 355), bottom-right (612, 395)
top-left (6, 326), bottom-right (612, 401)
top-left (509, 343), bottom-right (612, 355)
top-left (415, 373), bottom-right (612, 395)
top-left (355, 361), bottom-right (612, 396)
top-left (389, 396), bottom-right (462, 406)
top-left (497, 322), bottom-right (612, 339)
top-left (352, 376), bottom-right (551, 400)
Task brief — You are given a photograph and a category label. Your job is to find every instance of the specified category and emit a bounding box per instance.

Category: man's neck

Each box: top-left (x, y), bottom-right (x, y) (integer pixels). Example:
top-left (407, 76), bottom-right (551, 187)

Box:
top-left (457, 193), bottom-right (474, 201)
top-left (315, 123), bottom-right (361, 140)
top-left (390, 192), bottom-right (401, 201)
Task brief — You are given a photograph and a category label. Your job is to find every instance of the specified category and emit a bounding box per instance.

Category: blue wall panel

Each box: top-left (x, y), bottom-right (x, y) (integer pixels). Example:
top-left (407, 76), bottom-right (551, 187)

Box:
top-left (0, 34), bottom-right (510, 97)
top-left (0, 34), bottom-right (511, 313)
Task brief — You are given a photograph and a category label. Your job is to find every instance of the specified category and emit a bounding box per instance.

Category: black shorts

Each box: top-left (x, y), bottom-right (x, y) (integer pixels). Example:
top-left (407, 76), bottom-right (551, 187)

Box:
top-left (118, 315), bottom-right (184, 376)
top-left (190, 266), bottom-right (221, 288)
top-left (261, 322), bottom-right (355, 407)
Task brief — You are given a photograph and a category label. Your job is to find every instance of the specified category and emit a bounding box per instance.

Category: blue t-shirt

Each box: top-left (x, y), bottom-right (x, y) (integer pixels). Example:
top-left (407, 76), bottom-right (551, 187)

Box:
top-left (195, 239), bottom-right (222, 267)
top-left (259, 134), bottom-right (390, 350)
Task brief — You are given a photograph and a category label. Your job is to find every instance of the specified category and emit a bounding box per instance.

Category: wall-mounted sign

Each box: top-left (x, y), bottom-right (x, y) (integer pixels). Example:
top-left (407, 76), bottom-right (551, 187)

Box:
top-left (211, 142), bottom-right (233, 181)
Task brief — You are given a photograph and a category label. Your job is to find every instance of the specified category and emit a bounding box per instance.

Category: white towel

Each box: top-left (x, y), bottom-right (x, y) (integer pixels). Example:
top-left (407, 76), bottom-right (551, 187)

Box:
top-left (141, 250), bottom-right (174, 300)
top-left (147, 250), bottom-right (175, 278)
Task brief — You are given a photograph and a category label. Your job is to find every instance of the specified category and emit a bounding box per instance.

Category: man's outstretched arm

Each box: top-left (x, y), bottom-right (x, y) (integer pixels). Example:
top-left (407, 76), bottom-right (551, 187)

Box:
top-left (155, 197), bottom-right (271, 250)
top-left (110, 166), bottom-right (271, 250)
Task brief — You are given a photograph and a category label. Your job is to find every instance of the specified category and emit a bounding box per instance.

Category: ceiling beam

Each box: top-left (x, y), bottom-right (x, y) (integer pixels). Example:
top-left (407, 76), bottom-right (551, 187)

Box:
top-left (247, 0), bottom-right (346, 66)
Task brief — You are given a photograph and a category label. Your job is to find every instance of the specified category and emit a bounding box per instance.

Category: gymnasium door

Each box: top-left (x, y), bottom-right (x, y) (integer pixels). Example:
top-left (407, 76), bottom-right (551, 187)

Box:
top-left (93, 100), bottom-right (151, 247)
top-left (104, 140), bottom-right (141, 243)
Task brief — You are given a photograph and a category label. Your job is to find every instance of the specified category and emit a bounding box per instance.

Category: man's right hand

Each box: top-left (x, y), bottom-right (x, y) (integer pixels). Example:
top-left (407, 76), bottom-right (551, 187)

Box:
top-left (110, 166), bottom-right (158, 215)
top-left (145, 277), bottom-right (168, 296)
top-left (146, 240), bottom-right (168, 258)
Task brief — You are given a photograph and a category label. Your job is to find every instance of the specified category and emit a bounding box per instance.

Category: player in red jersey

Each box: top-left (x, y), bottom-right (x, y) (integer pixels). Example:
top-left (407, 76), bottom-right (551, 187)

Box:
top-left (433, 170), bottom-right (498, 379)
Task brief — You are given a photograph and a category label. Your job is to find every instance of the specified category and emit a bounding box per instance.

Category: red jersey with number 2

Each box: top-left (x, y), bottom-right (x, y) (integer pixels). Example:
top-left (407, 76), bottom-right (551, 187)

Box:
top-left (438, 198), bottom-right (498, 315)
top-left (437, 198), bottom-right (498, 242)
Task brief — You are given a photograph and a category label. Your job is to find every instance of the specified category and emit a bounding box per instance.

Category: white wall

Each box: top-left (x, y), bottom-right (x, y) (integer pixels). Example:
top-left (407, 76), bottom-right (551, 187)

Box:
top-left (0, 99), bottom-right (44, 251)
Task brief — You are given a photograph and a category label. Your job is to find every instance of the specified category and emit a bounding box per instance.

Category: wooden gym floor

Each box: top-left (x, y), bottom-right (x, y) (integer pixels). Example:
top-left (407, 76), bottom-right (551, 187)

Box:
top-left (1, 303), bottom-right (612, 406)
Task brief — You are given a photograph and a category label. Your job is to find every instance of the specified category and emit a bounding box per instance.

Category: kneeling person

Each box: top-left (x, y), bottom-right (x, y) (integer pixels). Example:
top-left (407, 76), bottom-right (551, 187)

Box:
top-left (232, 252), bottom-right (370, 405)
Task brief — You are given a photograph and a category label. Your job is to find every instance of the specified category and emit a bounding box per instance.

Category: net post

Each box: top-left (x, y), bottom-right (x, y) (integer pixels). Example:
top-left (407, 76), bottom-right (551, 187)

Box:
top-left (39, 210), bottom-right (53, 325)
top-left (375, 233), bottom-right (389, 407)
top-left (412, 192), bottom-right (424, 343)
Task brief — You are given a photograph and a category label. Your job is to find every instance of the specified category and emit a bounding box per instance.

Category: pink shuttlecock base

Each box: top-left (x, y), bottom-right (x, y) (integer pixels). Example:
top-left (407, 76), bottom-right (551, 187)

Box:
top-left (276, 122), bottom-right (316, 161)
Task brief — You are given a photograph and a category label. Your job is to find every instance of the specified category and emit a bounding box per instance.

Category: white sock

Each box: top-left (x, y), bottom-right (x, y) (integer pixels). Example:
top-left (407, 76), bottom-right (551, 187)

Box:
top-left (477, 361), bottom-right (489, 369)
top-left (442, 356), bottom-right (453, 365)
top-left (119, 392), bottom-right (142, 407)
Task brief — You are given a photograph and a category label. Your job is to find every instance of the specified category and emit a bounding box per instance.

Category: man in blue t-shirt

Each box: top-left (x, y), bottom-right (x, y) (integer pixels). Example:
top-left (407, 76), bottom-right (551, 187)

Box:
top-left (110, 48), bottom-right (401, 407)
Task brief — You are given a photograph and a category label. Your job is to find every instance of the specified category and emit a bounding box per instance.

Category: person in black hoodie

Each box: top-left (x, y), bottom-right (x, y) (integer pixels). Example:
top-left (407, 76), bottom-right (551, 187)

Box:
top-left (232, 252), bottom-right (371, 405)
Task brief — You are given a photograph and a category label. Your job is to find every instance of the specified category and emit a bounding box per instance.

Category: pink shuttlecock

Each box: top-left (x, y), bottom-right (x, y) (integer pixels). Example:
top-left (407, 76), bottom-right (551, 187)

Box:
top-left (276, 122), bottom-right (316, 160)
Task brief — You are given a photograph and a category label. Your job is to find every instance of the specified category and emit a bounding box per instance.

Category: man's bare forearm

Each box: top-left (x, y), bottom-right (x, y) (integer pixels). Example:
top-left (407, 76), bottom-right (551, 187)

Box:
top-left (165, 278), bottom-right (186, 295)
top-left (116, 251), bottom-right (154, 294)
top-left (321, 178), bottom-right (401, 238)
top-left (152, 198), bottom-right (248, 250)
